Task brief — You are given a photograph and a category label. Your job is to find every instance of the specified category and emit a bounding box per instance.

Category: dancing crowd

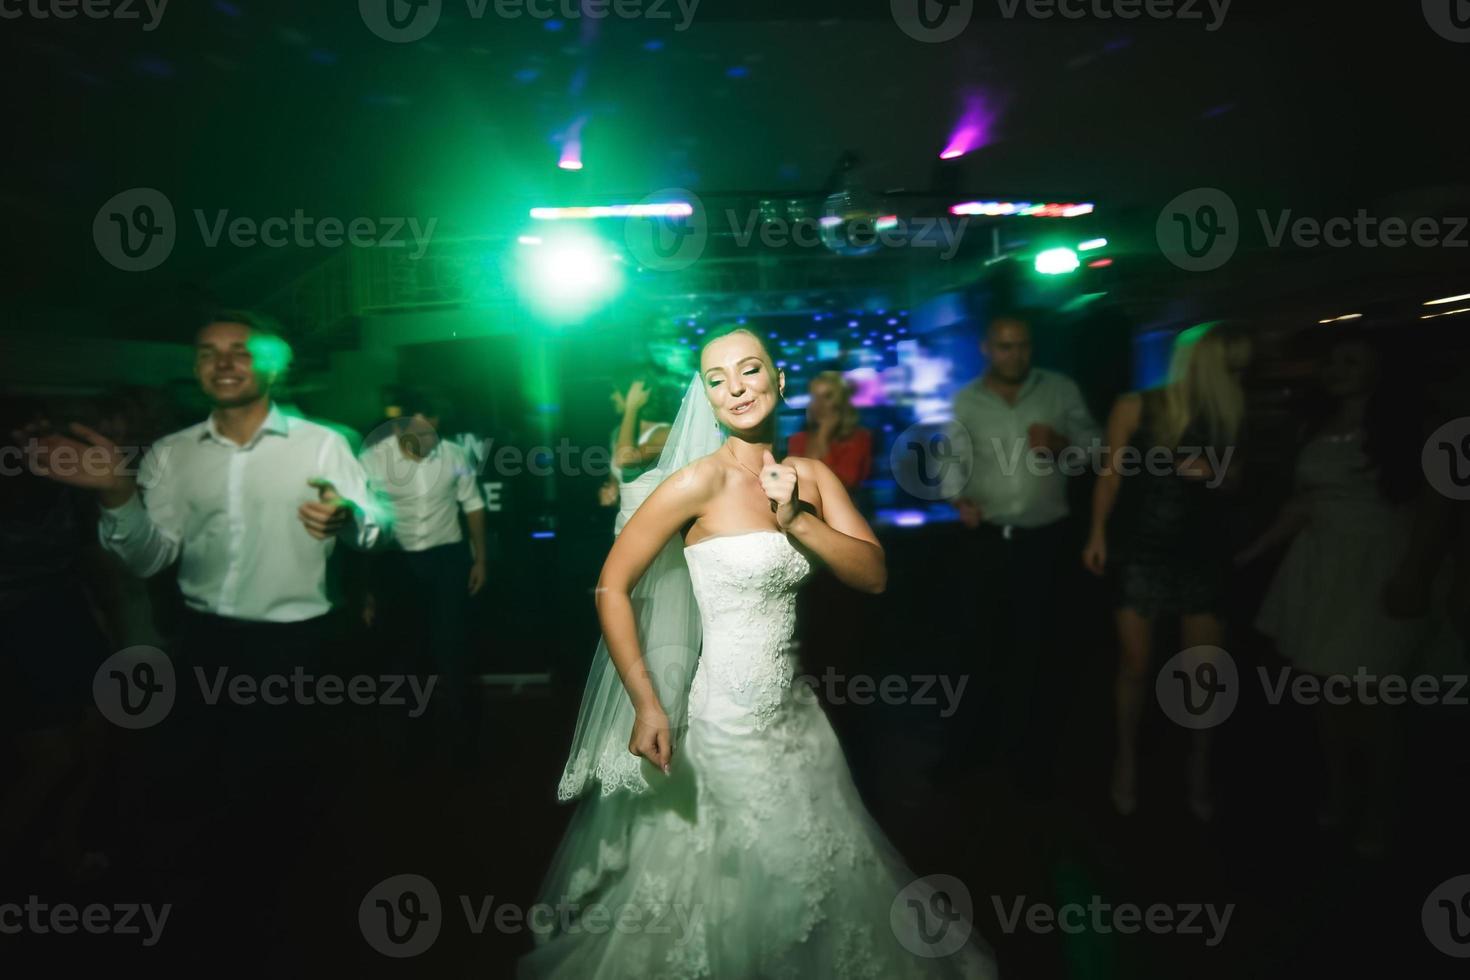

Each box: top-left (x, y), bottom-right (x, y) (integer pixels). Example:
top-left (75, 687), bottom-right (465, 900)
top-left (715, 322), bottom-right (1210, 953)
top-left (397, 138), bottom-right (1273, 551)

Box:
top-left (2, 305), bottom-right (1466, 967)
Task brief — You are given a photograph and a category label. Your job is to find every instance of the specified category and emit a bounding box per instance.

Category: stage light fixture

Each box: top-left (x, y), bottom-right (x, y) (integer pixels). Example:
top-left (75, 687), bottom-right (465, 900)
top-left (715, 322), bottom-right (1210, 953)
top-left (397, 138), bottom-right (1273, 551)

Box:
top-left (1034, 247), bottom-right (1080, 275)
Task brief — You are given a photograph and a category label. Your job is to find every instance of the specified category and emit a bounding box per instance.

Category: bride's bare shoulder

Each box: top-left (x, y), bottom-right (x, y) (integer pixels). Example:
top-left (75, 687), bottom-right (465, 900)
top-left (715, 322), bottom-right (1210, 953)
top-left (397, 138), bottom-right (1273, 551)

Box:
top-left (658, 453), bottom-right (727, 500)
top-left (783, 455), bottom-right (831, 482)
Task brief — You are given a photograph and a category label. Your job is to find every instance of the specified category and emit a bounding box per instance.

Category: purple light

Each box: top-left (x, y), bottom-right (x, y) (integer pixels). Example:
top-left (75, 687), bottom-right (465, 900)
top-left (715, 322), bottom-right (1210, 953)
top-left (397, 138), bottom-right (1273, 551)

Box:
top-left (939, 89), bottom-right (1002, 161)
top-left (557, 115), bottom-right (587, 171)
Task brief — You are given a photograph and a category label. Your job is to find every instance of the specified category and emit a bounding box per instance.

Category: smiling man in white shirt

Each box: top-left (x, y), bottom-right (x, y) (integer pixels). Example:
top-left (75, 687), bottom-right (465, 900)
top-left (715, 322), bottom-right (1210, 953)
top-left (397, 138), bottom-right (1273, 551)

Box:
top-left (35, 310), bottom-right (382, 621)
top-left (28, 309), bottom-right (384, 950)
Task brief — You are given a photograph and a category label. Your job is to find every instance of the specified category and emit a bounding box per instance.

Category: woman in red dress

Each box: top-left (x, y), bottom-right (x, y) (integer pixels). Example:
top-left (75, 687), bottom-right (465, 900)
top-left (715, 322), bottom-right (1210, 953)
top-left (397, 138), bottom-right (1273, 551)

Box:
top-left (788, 370), bottom-right (871, 490)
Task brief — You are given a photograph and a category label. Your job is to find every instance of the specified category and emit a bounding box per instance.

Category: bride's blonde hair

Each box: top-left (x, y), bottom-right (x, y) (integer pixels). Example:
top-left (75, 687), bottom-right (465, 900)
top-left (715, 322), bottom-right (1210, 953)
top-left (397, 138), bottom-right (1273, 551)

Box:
top-left (1157, 322), bottom-right (1249, 448)
top-left (699, 327), bottom-right (781, 384)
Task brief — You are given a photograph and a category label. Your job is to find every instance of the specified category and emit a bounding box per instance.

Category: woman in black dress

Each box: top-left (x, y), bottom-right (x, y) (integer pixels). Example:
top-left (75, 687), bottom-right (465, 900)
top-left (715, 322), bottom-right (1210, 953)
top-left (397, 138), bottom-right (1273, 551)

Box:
top-left (1083, 322), bottom-right (1250, 819)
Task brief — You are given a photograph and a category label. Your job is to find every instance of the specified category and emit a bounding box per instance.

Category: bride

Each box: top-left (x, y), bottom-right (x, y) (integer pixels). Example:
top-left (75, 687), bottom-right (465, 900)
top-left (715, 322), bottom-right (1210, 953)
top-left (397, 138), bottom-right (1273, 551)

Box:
top-left (520, 328), bottom-right (997, 979)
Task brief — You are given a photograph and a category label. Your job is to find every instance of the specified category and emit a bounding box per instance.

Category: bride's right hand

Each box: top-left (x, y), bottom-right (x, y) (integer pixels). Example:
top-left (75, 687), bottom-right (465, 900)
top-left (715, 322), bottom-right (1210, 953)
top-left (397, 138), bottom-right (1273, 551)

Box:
top-left (629, 707), bottom-right (673, 775)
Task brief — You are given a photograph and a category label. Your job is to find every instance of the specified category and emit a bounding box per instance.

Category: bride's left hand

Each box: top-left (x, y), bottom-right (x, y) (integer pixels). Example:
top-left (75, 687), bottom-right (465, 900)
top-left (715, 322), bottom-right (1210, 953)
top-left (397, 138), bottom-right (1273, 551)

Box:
top-left (759, 450), bottom-right (800, 529)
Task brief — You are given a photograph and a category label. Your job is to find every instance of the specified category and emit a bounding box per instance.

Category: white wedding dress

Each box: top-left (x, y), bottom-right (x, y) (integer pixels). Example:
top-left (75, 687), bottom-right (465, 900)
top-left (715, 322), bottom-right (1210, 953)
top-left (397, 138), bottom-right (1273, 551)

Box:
top-left (520, 529), bottom-right (997, 979)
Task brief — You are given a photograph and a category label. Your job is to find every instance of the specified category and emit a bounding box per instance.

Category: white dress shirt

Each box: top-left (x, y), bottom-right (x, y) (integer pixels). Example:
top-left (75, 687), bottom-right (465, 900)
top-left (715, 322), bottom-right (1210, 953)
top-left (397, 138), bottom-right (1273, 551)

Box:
top-left (360, 435), bottom-right (483, 552)
top-left (948, 368), bottom-right (1102, 529)
top-left (98, 404), bottom-right (381, 623)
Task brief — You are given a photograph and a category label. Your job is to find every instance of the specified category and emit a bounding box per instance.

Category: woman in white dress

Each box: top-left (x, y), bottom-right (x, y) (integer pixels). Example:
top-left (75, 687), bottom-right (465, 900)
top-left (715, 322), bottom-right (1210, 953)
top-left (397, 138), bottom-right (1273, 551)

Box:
top-left (1239, 334), bottom-right (1439, 857)
top-left (521, 328), bottom-right (996, 978)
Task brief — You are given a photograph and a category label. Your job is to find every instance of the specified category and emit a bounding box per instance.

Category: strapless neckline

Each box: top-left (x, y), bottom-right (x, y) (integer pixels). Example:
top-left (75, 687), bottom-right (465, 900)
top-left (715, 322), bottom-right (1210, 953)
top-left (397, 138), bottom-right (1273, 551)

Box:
top-left (683, 528), bottom-right (787, 552)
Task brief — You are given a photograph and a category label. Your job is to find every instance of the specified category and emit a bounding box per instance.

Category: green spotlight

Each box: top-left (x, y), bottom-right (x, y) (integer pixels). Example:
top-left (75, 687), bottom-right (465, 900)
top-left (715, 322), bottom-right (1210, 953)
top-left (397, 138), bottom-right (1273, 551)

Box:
top-left (517, 230), bottom-right (623, 319)
top-left (1035, 247), bottom-right (1080, 275)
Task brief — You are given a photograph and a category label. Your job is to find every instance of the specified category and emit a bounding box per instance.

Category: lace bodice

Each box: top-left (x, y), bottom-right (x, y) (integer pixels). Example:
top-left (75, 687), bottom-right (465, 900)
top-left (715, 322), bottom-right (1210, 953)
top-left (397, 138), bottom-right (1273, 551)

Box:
top-left (682, 530), bottom-right (812, 729)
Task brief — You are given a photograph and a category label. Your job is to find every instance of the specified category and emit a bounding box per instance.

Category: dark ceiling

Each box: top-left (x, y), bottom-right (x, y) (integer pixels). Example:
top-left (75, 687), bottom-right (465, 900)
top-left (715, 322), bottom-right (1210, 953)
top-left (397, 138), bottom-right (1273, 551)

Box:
top-left (3, 0), bottom-right (1466, 338)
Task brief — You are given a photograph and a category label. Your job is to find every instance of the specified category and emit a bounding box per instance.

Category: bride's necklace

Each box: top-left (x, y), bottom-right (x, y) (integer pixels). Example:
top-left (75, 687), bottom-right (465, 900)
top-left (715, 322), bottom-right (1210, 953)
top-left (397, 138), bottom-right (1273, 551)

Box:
top-left (725, 441), bottom-right (767, 481)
